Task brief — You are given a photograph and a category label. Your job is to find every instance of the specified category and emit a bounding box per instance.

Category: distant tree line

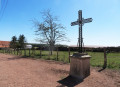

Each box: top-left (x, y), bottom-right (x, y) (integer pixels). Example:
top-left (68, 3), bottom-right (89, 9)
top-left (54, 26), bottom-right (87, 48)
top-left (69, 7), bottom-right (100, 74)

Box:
top-left (85, 47), bottom-right (120, 52)
top-left (29, 43), bottom-right (68, 51)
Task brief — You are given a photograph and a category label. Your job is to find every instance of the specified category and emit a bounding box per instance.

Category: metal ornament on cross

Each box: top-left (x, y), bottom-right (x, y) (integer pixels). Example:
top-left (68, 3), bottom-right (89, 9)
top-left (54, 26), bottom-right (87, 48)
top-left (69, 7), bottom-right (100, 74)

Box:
top-left (71, 10), bottom-right (93, 53)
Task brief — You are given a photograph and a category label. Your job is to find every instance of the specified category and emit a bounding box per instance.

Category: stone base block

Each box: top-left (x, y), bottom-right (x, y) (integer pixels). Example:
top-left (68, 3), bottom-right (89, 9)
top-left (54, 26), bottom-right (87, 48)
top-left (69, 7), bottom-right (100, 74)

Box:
top-left (69, 53), bottom-right (91, 79)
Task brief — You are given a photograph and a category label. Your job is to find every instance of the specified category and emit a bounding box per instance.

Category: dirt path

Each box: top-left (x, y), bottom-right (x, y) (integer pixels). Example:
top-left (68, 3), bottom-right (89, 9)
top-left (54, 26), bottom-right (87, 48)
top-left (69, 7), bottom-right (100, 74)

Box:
top-left (0, 53), bottom-right (119, 87)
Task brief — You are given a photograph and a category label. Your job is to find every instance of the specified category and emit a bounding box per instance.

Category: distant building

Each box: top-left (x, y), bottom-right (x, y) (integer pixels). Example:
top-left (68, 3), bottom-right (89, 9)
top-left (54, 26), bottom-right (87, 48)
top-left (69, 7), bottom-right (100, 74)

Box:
top-left (0, 41), bottom-right (10, 48)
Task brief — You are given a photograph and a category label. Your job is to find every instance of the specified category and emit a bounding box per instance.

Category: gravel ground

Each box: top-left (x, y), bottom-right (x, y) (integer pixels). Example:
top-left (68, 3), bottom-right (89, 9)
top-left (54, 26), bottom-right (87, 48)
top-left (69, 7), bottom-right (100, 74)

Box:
top-left (0, 53), bottom-right (120, 87)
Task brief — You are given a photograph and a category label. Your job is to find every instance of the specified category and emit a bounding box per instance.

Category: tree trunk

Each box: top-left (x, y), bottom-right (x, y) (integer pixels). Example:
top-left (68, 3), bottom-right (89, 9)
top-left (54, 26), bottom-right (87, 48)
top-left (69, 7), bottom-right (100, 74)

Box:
top-left (49, 45), bottom-right (54, 55)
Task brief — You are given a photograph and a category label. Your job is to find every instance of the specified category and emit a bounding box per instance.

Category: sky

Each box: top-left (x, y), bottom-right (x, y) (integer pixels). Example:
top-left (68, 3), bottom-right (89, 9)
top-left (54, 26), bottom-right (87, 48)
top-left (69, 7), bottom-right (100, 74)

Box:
top-left (0, 0), bottom-right (120, 46)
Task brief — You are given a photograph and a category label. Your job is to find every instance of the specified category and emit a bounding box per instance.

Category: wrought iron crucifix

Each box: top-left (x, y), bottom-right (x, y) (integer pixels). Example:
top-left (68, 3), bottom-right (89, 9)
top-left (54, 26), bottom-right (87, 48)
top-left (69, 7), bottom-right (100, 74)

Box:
top-left (71, 10), bottom-right (93, 53)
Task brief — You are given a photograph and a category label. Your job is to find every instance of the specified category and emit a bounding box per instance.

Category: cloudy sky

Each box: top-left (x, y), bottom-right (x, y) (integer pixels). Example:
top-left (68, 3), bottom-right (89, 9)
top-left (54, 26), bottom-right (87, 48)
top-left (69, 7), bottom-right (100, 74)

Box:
top-left (0, 0), bottom-right (120, 46)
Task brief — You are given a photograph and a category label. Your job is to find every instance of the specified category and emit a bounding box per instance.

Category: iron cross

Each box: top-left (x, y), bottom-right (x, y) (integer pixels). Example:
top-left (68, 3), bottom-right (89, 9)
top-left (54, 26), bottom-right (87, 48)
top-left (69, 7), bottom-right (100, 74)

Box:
top-left (71, 10), bottom-right (93, 53)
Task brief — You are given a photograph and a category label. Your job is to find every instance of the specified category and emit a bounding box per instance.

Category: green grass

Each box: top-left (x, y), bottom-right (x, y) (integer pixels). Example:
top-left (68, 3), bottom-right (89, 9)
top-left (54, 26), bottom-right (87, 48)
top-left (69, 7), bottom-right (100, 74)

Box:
top-left (88, 52), bottom-right (120, 69)
top-left (88, 52), bottom-right (104, 67)
top-left (107, 53), bottom-right (120, 69)
top-left (0, 49), bottom-right (120, 69)
top-left (33, 51), bottom-right (70, 62)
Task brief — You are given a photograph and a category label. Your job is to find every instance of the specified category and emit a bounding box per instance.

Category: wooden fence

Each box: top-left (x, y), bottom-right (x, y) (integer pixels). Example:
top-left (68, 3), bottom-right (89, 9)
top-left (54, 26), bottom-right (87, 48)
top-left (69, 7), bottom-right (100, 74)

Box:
top-left (0, 48), bottom-right (71, 63)
top-left (0, 48), bottom-right (120, 69)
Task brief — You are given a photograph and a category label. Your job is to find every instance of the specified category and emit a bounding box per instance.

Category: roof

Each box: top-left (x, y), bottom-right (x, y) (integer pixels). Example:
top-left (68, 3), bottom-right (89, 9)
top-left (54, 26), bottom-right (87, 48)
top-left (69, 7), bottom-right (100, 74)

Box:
top-left (0, 41), bottom-right (10, 48)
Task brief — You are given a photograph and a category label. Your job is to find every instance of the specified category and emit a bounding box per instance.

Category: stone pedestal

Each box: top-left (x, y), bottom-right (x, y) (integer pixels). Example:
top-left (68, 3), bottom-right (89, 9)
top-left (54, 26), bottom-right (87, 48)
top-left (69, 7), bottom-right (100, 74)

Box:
top-left (69, 53), bottom-right (91, 79)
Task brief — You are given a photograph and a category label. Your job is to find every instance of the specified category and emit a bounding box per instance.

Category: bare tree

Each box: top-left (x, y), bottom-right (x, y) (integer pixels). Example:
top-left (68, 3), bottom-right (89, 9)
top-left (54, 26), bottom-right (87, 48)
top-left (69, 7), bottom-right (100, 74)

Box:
top-left (34, 10), bottom-right (67, 55)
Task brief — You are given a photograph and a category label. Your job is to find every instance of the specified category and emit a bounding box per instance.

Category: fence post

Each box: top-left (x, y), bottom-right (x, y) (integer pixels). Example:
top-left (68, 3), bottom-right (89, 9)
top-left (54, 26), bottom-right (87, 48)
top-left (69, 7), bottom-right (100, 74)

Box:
top-left (10, 49), bottom-right (11, 54)
top-left (14, 49), bottom-right (15, 54)
top-left (20, 49), bottom-right (21, 55)
top-left (11, 49), bottom-right (13, 54)
top-left (68, 47), bottom-right (70, 63)
top-left (103, 48), bottom-right (107, 69)
top-left (2, 49), bottom-right (4, 53)
top-left (34, 48), bottom-right (36, 56)
top-left (17, 49), bottom-right (18, 55)
top-left (31, 48), bottom-right (34, 55)
top-left (64, 55), bottom-right (65, 62)
top-left (24, 49), bottom-right (26, 56)
top-left (5, 48), bottom-right (6, 53)
top-left (11, 49), bottom-right (12, 54)
top-left (9, 49), bottom-right (10, 54)
top-left (40, 48), bottom-right (41, 58)
top-left (29, 49), bottom-right (30, 56)
top-left (57, 47), bottom-right (58, 61)
top-left (4, 48), bottom-right (5, 53)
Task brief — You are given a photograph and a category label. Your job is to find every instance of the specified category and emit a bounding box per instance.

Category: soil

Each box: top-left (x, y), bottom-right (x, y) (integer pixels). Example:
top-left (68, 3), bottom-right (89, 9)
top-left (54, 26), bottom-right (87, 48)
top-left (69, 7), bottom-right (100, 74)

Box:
top-left (0, 53), bottom-right (120, 87)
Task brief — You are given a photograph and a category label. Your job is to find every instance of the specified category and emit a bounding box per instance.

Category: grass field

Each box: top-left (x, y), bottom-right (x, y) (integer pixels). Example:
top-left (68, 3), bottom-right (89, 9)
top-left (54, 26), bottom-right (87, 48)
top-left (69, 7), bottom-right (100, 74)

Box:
top-left (0, 49), bottom-right (120, 69)
top-left (89, 52), bottom-right (120, 69)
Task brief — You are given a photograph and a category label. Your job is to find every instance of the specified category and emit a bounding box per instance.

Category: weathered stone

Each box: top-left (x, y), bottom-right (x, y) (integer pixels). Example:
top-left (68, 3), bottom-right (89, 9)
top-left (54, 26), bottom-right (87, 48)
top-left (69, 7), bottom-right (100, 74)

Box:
top-left (69, 53), bottom-right (91, 79)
